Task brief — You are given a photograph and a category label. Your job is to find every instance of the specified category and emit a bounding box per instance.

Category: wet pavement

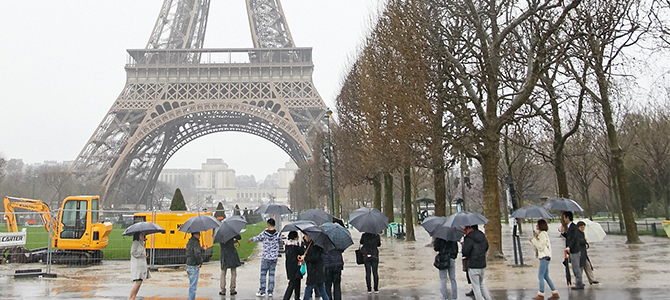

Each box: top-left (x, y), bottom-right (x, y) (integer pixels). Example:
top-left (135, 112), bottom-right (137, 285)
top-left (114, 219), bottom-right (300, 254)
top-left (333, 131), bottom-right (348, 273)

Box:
top-left (2, 222), bottom-right (670, 299)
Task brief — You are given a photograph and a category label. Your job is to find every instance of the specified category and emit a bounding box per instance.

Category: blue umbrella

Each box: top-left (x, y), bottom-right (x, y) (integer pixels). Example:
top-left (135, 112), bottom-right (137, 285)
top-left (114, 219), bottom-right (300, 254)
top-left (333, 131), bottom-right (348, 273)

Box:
top-left (321, 222), bottom-right (353, 250)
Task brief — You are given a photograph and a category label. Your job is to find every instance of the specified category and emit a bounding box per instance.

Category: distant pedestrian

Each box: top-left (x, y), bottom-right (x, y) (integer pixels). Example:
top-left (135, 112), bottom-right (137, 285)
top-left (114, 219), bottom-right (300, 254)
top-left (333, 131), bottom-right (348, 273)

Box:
top-left (219, 234), bottom-right (242, 296)
top-left (529, 219), bottom-right (559, 300)
top-left (561, 212), bottom-right (584, 289)
top-left (462, 224), bottom-right (491, 300)
top-left (129, 233), bottom-right (150, 300)
top-left (359, 232), bottom-right (381, 294)
top-left (577, 221), bottom-right (599, 285)
top-left (299, 233), bottom-right (330, 300)
top-left (283, 231), bottom-right (304, 300)
top-left (433, 237), bottom-right (458, 300)
top-left (185, 232), bottom-right (204, 300)
top-left (248, 218), bottom-right (281, 297)
top-left (323, 246), bottom-right (344, 300)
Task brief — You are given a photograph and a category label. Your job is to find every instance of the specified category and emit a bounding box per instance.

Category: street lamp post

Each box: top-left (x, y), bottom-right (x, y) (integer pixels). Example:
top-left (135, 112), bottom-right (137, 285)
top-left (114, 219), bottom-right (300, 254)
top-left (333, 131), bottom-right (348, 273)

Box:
top-left (324, 108), bottom-right (335, 215)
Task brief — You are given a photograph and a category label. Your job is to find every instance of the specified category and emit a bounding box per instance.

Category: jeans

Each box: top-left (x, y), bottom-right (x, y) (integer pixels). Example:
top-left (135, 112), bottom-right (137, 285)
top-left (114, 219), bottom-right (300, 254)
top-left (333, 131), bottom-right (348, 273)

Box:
top-left (282, 278), bottom-right (301, 300)
top-left (468, 268), bottom-right (491, 300)
top-left (363, 259), bottom-right (379, 291)
top-left (303, 283), bottom-right (330, 300)
top-left (538, 258), bottom-right (556, 293)
top-left (259, 259), bottom-right (277, 294)
top-left (186, 265), bottom-right (199, 300)
top-left (439, 259), bottom-right (457, 300)
top-left (569, 252), bottom-right (584, 287)
top-left (325, 267), bottom-right (342, 300)
top-left (220, 267), bottom-right (237, 293)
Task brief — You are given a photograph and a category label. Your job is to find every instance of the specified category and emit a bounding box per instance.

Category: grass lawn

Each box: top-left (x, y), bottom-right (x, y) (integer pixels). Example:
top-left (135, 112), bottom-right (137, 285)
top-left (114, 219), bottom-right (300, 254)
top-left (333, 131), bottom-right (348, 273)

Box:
top-left (1, 221), bottom-right (267, 261)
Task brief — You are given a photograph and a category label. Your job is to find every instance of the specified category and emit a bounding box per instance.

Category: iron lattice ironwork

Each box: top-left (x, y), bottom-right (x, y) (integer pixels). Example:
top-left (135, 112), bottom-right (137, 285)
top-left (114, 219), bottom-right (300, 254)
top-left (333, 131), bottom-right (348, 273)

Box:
top-left (72, 0), bottom-right (327, 207)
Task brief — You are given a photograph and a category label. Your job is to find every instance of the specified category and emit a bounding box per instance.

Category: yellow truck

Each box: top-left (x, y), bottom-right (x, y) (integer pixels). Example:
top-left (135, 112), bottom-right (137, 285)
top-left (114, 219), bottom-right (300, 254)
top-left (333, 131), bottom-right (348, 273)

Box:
top-left (133, 212), bottom-right (214, 264)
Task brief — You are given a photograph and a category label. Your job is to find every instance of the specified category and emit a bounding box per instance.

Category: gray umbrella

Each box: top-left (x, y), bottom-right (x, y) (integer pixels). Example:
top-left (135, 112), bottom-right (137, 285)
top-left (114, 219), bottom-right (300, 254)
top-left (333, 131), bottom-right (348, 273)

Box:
top-left (213, 215), bottom-right (247, 243)
top-left (298, 209), bottom-right (333, 225)
top-left (349, 207), bottom-right (388, 234)
top-left (420, 216), bottom-right (447, 234)
top-left (281, 220), bottom-right (317, 233)
top-left (321, 222), bottom-right (353, 250)
top-left (179, 214), bottom-right (220, 233)
top-left (444, 211), bottom-right (489, 228)
top-left (511, 205), bottom-right (553, 219)
top-left (255, 203), bottom-right (293, 215)
top-left (122, 222), bottom-right (165, 236)
top-left (295, 222), bottom-right (335, 252)
top-left (420, 216), bottom-right (465, 241)
top-left (543, 197), bottom-right (584, 212)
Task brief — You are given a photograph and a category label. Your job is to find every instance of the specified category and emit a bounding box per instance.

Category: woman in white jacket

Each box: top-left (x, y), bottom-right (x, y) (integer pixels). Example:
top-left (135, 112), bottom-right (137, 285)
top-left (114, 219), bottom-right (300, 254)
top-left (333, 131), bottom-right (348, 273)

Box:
top-left (129, 232), bottom-right (150, 300)
top-left (529, 219), bottom-right (559, 300)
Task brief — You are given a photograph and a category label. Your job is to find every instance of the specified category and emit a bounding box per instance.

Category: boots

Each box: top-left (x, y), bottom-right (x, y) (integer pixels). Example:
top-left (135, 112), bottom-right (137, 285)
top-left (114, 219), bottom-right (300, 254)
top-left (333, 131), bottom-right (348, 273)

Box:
top-left (547, 291), bottom-right (560, 299)
top-left (532, 293), bottom-right (545, 300)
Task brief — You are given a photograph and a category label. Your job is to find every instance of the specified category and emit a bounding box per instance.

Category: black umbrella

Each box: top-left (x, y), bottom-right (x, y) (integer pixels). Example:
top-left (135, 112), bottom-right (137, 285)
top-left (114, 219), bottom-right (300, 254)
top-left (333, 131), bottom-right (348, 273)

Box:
top-left (511, 205), bottom-right (553, 219)
top-left (122, 222), bottom-right (165, 236)
top-left (255, 203), bottom-right (293, 215)
top-left (298, 209), bottom-right (333, 225)
top-left (444, 211), bottom-right (489, 228)
top-left (420, 216), bottom-right (447, 234)
top-left (349, 207), bottom-right (389, 234)
top-left (213, 215), bottom-right (247, 243)
top-left (433, 224), bottom-right (466, 241)
top-left (295, 222), bottom-right (335, 251)
top-left (281, 220), bottom-right (317, 233)
top-left (178, 214), bottom-right (220, 233)
top-left (563, 256), bottom-right (572, 286)
top-left (321, 222), bottom-right (354, 250)
top-left (543, 197), bottom-right (584, 212)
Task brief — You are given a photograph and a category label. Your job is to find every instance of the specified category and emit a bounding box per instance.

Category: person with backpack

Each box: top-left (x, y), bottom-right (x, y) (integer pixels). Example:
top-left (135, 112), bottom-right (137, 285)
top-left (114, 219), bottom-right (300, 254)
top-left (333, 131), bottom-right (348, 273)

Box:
top-left (283, 231), bottom-right (304, 300)
top-left (433, 237), bottom-right (458, 300)
top-left (248, 218), bottom-right (282, 297)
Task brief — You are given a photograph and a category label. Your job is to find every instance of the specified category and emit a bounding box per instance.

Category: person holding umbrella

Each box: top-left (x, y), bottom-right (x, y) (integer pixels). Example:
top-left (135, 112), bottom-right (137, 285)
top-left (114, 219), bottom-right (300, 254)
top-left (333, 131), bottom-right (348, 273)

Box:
top-left (248, 218), bottom-right (281, 297)
top-left (129, 233), bottom-right (150, 300)
top-left (283, 231), bottom-right (304, 300)
top-left (433, 237), bottom-right (458, 300)
top-left (186, 232), bottom-right (204, 300)
top-left (322, 222), bottom-right (350, 300)
top-left (462, 225), bottom-right (491, 300)
top-left (561, 211), bottom-right (584, 290)
top-left (360, 232), bottom-right (381, 294)
top-left (219, 233), bottom-right (242, 296)
top-left (529, 219), bottom-right (559, 300)
top-left (299, 232), bottom-right (330, 300)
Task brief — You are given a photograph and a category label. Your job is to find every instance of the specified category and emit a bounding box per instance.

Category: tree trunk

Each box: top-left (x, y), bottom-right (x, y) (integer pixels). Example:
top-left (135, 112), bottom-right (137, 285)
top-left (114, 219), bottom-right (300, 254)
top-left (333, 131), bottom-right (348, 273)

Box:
top-left (665, 187), bottom-right (670, 220)
top-left (434, 166), bottom-right (446, 217)
top-left (554, 152), bottom-right (570, 198)
top-left (585, 189), bottom-right (592, 220)
top-left (607, 176), bottom-right (617, 221)
top-left (373, 176), bottom-right (382, 211)
top-left (404, 167), bottom-right (415, 241)
top-left (412, 168), bottom-right (420, 225)
top-left (460, 156), bottom-right (468, 211)
top-left (480, 137), bottom-right (504, 259)
top-left (383, 172), bottom-right (394, 223)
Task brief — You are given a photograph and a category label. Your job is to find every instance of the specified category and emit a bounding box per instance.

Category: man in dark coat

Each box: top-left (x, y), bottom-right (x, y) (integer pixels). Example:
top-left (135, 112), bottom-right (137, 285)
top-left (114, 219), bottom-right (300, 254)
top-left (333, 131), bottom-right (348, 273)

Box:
top-left (462, 225), bottom-right (491, 300)
top-left (283, 231), bottom-right (304, 300)
top-left (219, 234), bottom-right (242, 295)
top-left (323, 248), bottom-right (344, 300)
top-left (360, 232), bottom-right (381, 294)
top-left (561, 211), bottom-right (584, 289)
top-left (185, 232), bottom-right (203, 300)
top-left (299, 233), bottom-right (330, 300)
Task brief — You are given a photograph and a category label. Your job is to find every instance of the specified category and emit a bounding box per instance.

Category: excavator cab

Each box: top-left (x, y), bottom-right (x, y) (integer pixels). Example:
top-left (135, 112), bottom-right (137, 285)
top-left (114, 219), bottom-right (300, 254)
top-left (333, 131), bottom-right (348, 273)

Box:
top-left (54, 196), bottom-right (111, 252)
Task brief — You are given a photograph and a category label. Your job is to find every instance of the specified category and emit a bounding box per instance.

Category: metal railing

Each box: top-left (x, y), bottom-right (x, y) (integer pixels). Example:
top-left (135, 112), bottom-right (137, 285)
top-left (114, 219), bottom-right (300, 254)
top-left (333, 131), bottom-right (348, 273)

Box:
top-left (126, 48), bottom-right (313, 66)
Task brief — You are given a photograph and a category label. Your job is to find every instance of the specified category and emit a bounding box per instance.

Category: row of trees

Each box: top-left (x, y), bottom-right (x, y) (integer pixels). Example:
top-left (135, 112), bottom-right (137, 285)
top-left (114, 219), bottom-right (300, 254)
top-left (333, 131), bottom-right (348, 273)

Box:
top-left (289, 0), bottom-right (670, 258)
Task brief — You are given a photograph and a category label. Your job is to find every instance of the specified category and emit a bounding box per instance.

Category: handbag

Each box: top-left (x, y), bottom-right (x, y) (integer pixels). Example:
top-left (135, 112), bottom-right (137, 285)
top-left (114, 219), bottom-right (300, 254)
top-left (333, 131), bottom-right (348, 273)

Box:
top-left (300, 263), bottom-right (306, 275)
top-left (355, 246), bottom-right (364, 265)
top-left (433, 253), bottom-right (451, 270)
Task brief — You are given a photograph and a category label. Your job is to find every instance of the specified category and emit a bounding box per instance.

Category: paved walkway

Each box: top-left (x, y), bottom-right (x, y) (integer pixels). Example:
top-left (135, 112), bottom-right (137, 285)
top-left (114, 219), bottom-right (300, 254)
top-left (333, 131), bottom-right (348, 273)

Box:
top-left (2, 222), bottom-right (669, 299)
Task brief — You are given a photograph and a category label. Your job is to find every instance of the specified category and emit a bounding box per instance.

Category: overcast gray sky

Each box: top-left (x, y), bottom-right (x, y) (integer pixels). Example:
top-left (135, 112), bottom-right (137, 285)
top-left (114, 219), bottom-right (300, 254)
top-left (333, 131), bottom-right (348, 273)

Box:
top-left (0, 0), bottom-right (383, 179)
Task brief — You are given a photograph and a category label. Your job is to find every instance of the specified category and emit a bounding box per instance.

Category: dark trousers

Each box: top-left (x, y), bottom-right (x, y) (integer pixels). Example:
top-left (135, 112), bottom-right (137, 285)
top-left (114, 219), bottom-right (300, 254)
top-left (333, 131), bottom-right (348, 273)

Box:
top-left (363, 259), bottom-right (379, 292)
top-left (283, 278), bottom-right (301, 300)
top-left (325, 267), bottom-right (342, 300)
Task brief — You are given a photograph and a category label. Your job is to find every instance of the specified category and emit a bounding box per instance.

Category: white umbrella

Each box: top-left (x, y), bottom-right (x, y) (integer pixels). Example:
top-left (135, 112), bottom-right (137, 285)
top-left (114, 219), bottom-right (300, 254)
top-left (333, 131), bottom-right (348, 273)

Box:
top-left (578, 219), bottom-right (607, 242)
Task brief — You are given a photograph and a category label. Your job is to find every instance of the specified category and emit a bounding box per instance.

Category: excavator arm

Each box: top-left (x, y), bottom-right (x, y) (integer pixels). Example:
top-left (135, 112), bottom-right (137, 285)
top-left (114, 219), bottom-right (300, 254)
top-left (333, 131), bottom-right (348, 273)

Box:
top-left (3, 196), bottom-right (52, 233)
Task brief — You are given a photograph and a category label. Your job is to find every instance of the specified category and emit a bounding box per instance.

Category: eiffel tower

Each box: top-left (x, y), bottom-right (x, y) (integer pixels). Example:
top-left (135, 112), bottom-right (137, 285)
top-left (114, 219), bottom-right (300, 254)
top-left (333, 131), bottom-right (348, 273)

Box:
top-left (72, 0), bottom-right (327, 207)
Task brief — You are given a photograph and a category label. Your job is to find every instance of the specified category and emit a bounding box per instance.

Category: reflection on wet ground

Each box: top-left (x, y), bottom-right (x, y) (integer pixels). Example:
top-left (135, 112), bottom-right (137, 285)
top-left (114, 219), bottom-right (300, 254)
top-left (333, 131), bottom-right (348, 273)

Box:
top-left (2, 222), bottom-right (669, 299)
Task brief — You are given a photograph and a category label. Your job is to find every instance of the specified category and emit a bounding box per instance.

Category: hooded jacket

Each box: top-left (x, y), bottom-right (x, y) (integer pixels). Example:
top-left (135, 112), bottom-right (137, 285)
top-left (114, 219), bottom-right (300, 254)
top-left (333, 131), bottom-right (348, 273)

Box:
top-left (462, 229), bottom-right (488, 269)
top-left (434, 238), bottom-right (459, 259)
top-left (251, 229), bottom-right (281, 261)
top-left (304, 242), bottom-right (326, 285)
top-left (284, 239), bottom-right (304, 280)
top-left (323, 249), bottom-right (344, 270)
top-left (185, 235), bottom-right (203, 266)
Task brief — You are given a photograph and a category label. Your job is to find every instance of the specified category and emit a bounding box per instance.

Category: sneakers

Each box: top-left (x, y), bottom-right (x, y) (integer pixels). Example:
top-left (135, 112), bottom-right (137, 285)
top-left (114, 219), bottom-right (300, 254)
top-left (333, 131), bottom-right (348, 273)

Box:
top-left (374, 290), bottom-right (379, 294)
top-left (230, 291), bottom-right (238, 295)
top-left (590, 281), bottom-right (599, 285)
top-left (268, 293), bottom-right (273, 298)
top-left (219, 291), bottom-right (226, 296)
top-left (256, 291), bottom-right (266, 297)
top-left (367, 291), bottom-right (372, 294)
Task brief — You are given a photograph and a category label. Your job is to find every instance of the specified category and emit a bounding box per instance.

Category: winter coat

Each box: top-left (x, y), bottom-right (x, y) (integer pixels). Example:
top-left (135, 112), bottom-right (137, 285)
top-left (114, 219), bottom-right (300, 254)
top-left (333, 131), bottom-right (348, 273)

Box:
top-left (360, 233), bottom-right (381, 259)
top-left (323, 249), bottom-right (344, 270)
top-left (565, 222), bottom-right (581, 254)
top-left (576, 230), bottom-right (589, 266)
top-left (130, 240), bottom-right (150, 280)
top-left (220, 234), bottom-right (242, 269)
top-left (462, 229), bottom-right (489, 269)
top-left (185, 235), bottom-right (203, 266)
top-left (251, 229), bottom-right (281, 261)
top-left (284, 240), bottom-right (304, 280)
top-left (434, 238), bottom-right (458, 259)
top-left (304, 242), bottom-right (326, 285)
top-left (530, 231), bottom-right (552, 259)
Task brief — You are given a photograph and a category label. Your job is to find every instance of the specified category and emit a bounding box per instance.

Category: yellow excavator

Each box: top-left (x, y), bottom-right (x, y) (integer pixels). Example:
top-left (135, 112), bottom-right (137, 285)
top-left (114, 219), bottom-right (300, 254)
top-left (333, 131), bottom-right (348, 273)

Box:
top-left (3, 195), bottom-right (112, 264)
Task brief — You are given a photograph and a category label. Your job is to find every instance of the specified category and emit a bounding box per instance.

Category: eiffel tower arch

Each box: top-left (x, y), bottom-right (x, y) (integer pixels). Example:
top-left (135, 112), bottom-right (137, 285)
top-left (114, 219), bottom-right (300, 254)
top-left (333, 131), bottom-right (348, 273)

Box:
top-left (72, 0), bottom-right (327, 207)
